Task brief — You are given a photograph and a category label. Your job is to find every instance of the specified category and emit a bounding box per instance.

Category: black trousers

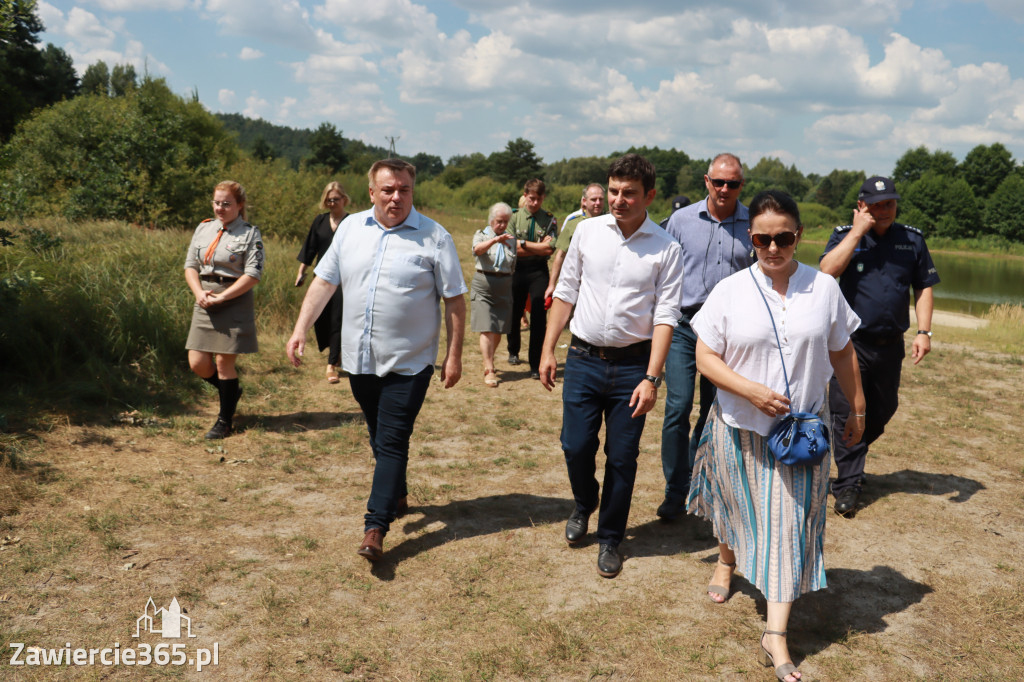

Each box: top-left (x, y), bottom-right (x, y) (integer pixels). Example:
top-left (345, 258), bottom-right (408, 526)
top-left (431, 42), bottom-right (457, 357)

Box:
top-left (507, 260), bottom-right (549, 371)
top-left (829, 335), bottom-right (904, 493)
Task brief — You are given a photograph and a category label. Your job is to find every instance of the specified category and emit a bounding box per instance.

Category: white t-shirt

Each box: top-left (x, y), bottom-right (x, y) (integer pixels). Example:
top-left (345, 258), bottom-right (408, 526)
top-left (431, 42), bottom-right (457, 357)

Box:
top-left (691, 263), bottom-right (860, 436)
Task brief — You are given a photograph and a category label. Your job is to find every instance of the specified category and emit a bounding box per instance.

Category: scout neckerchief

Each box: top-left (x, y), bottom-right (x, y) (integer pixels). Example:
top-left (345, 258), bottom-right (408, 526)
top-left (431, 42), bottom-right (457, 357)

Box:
top-left (203, 222), bottom-right (227, 265)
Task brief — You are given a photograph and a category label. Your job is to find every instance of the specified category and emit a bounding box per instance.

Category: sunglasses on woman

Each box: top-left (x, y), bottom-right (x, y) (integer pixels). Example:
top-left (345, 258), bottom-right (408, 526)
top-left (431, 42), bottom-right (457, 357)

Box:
top-left (750, 231), bottom-right (798, 249)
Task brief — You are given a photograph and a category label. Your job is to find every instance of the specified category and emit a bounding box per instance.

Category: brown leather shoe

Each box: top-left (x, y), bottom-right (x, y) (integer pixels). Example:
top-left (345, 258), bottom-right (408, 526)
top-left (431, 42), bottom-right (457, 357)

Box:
top-left (357, 528), bottom-right (384, 561)
top-left (396, 496), bottom-right (409, 518)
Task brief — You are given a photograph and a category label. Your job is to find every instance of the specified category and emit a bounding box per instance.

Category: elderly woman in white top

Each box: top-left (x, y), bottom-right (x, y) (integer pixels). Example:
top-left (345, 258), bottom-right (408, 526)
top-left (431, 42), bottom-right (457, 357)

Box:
top-left (470, 202), bottom-right (517, 386)
top-left (687, 190), bottom-right (866, 682)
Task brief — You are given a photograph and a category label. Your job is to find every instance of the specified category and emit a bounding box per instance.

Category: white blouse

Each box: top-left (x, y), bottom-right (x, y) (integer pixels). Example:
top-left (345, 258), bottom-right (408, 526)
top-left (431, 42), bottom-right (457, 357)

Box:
top-left (691, 263), bottom-right (860, 436)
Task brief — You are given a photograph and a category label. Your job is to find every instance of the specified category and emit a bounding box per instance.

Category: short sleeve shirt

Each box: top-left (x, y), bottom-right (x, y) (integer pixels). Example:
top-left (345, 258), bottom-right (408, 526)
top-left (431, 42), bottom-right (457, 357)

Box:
top-left (555, 214), bottom-right (586, 253)
top-left (472, 227), bottom-right (517, 274)
top-left (692, 263), bottom-right (861, 436)
top-left (507, 208), bottom-right (557, 264)
top-left (184, 216), bottom-right (264, 280)
top-left (314, 207), bottom-right (468, 377)
top-left (821, 222), bottom-right (940, 335)
top-left (663, 198), bottom-right (754, 308)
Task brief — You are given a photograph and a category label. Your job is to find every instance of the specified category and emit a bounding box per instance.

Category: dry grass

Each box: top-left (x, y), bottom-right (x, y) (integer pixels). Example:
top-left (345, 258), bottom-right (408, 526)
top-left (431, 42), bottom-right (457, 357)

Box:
top-left (2, 213), bottom-right (1023, 679)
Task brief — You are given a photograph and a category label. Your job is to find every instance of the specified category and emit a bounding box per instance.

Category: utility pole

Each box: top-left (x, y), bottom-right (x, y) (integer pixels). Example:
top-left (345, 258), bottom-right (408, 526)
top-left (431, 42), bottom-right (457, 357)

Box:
top-left (385, 136), bottom-right (400, 158)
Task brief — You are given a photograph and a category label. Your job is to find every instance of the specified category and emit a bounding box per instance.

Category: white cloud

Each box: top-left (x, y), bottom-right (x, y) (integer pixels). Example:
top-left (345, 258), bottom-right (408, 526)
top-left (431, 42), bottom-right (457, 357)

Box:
top-left (205, 0), bottom-right (316, 47)
top-left (87, 0), bottom-right (194, 9)
top-left (859, 33), bottom-right (953, 102)
top-left (219, 89), bottom-right (236, 107)
top-left (243, 93), bottom-right (269, 119)
top-left (314, 0), bottom-right (441, 47)
top-left (239, 47), bottom-right (263, 60)
top-left (65, 7), bottom-right (117, 48)
top-left (808, 112), bottom-right (896, 143)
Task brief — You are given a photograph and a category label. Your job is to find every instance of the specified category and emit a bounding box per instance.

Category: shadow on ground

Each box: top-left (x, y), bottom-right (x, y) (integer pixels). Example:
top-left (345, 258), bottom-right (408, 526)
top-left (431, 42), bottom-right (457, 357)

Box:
top-left (865, 469), bottom-right (985, 504)
top-left (369, 493), bottom-right (570, 579)
top-left (251, 411), bottom-right (364, 433)
top-left (735, 565), bottom-right (933, 661)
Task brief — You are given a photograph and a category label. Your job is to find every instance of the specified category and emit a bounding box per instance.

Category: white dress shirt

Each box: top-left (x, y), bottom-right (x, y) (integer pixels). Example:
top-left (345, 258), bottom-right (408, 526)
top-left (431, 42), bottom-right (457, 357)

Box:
top-left (691, 263), bottom-right (861, 436)
top-left (314, 207), bottom-right (468, 376)
top-left (554, 213), bottom-right (683, 348)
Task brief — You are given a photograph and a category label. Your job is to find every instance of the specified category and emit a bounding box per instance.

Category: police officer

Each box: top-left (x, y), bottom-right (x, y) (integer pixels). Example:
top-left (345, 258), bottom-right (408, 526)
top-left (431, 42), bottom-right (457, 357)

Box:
top-left (185, 180), bottom-right (265, 440)
top-left (506, 178), bottom-right (557, 378)
top-left (819, 175), bottom-right (940, 516)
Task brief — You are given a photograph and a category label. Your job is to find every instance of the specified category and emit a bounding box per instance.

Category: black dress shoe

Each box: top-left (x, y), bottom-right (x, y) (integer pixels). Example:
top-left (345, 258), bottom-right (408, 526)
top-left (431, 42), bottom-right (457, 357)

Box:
top-left (204, 417), bottom-right (232, 440)
top-left (656, 495), bottom-right (686, 521)
top-left (530, 371), bottom-right (540, 380)
top-left (834, 487), bottom-right (860, 516)
top-left (597, 544), bottom-right (622, 578)
top-left (565, 508), bottom-right (592, 545)
top-left (508, 354), bottom-right (521, 365)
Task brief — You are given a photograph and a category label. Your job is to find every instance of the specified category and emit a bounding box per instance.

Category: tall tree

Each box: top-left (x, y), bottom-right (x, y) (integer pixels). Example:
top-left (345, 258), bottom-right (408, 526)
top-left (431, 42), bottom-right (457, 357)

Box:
top-left (251, 135), bottom-right (276, 162)
top-left (959, 143), bottom-right (1015, 200)
top-left (409, 152), bottom-right (444, 180)
top-left (110, 63), bottom-right (138, 96)
top-left (489, 137), bottom-right (543, 186)
top-left (891, 146), bottom-right (957, 186)
top-left (901, 171), bottom-right (980, 238)
top-left (0, 0), bottom-right (79, 139)
top-left (81, 61), bottom-right (110, 96)
top-left (307, 122), bottom-right (347, 172)
top-left (984, 174), bottom-right (1024, 242)
top-left (809, 169), bottom-right (865, 209)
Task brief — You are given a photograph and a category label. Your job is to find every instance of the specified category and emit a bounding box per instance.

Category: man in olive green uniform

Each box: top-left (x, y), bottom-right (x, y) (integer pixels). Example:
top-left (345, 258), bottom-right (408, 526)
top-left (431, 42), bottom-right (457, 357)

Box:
top-left (545, 183), bottom-right (605, 302)
top-left (507, 178), bottom-right (557, 378)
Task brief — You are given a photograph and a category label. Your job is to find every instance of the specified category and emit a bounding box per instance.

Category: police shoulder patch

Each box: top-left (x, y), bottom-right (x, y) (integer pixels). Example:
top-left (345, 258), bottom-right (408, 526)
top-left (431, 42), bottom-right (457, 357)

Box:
top-left (898, 223), bottom-right (923, 235)
top-left (834, 224), bottom-right (853, 233)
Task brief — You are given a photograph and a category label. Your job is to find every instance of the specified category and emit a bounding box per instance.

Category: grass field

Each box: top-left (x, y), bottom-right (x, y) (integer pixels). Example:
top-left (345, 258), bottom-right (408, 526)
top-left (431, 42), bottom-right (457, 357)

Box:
top-left (1, 215), bottom-right (1023, 680)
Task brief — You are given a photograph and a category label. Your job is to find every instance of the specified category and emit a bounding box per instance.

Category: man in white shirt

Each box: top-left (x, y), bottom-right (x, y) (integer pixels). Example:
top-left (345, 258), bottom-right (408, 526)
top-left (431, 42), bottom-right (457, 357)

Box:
top-left (539, 154), bottom-right (684, 578)
top-left (286, 158), bottom-right (467, 562)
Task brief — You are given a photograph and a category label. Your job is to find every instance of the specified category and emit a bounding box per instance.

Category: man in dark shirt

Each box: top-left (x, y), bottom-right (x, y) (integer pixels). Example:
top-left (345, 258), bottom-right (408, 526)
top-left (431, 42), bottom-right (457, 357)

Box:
top-left (820, 175), bottom-right (940, 516)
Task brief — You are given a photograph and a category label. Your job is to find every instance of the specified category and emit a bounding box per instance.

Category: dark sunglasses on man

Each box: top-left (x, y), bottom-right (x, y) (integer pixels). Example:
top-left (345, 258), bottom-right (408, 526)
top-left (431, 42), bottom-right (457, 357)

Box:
top-left (709, 178), bottom-right (742, 190)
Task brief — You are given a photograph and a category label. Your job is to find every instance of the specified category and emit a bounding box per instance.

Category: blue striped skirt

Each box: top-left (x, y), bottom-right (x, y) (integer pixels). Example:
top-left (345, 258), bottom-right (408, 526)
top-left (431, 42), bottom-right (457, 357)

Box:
top-left (686, 402), bottom-right (831, 603)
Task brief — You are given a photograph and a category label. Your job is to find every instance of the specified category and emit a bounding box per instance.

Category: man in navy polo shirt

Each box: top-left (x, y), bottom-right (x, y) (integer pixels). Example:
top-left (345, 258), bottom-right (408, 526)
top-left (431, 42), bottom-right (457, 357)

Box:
top-left (820, 175), bottom-right (940, 516)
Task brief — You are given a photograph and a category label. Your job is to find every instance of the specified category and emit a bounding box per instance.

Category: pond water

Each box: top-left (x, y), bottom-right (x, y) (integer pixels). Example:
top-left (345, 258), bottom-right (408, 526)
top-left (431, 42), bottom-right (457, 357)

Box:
top-left (796, 243), bottom-right (1024, 316)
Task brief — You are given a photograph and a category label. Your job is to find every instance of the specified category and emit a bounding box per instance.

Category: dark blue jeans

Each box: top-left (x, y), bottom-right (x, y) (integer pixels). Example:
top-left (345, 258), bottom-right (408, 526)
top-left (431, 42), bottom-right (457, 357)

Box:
top-left (561, 347), bottom-right (648, 547)
top-left (660, 315), bottom-right (716, 501)
top-left (349, 366), bottom-right (433, 533)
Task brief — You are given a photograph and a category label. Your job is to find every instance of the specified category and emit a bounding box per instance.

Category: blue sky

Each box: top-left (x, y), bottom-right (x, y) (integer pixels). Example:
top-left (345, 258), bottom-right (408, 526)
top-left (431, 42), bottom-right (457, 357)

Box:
top-left (37, 1), bottom-right (1024, 176)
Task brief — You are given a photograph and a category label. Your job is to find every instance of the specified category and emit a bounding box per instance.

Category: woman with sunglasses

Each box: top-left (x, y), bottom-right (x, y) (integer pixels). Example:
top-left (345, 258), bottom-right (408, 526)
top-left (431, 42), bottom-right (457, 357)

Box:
top-left (295, 181), bottom-right (350, 384)
top-left (184, 180), bottom-right (265, 439)
top-left (686, 190), bottom-right (866, 682)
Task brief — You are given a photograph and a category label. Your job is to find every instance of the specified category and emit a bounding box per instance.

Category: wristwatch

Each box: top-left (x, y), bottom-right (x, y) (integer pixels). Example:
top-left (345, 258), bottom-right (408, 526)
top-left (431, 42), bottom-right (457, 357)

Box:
top-left (644, 374), bottom-right (662, 388)
top-left (916, 330), bottom-right (933, 338)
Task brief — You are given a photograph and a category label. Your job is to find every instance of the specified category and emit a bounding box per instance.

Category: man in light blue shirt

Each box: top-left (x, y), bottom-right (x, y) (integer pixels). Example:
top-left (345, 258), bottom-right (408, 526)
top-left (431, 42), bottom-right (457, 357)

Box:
top-left (658, 153), bottom-right (754, 521)
top-left (287, 158), bottom-right (467, 562)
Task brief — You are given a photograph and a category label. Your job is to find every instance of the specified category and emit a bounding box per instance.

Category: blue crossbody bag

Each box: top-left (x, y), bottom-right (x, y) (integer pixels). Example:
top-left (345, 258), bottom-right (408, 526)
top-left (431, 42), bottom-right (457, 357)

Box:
top-left (749, 267), bottom-right (830, 466)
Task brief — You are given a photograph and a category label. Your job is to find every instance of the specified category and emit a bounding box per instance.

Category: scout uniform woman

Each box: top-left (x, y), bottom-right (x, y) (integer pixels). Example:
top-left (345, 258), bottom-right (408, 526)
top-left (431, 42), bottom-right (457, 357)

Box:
top-left (184, 180), bottom-right (264, 439)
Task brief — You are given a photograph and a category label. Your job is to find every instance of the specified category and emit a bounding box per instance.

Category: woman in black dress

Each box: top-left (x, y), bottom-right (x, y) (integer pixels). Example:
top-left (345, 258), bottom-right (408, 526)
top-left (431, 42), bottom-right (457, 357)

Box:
top-left (295, 181), bottom-right (350, 383)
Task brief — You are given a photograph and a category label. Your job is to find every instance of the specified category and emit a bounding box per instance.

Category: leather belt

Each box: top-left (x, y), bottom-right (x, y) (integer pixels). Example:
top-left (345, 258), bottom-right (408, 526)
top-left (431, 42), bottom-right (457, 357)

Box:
top-left (200, 275), bottom-right (238, 284)
top-left (476, 270), bottom-right (511, 277)
top-left (570, 335), bottom-right (651, 361)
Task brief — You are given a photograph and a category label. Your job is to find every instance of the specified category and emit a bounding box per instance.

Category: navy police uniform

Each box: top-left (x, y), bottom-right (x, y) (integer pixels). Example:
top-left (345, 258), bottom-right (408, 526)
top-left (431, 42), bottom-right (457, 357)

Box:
top-left (821, 221), bottom-right (940, 494)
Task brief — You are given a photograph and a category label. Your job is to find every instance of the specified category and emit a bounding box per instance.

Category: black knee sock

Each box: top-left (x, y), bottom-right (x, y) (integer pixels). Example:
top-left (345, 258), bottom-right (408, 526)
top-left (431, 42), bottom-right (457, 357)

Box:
top-left (218, 378), bottom-right (240, 422)
top-left (202, 372), bottom-right (221, 389)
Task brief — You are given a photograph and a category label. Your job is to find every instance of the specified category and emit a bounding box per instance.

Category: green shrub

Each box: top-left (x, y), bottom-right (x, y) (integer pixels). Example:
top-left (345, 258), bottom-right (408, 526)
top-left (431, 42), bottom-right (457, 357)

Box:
top-left (0, 78), bottom-right (236, 228)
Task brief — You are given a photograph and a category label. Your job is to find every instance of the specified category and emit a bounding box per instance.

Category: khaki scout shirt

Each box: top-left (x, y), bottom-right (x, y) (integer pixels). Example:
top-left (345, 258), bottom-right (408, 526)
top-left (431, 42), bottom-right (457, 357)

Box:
top-left (507, 208), bottom-right (557, 264)
top-left (184, 216), bottom-right (265, 279)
